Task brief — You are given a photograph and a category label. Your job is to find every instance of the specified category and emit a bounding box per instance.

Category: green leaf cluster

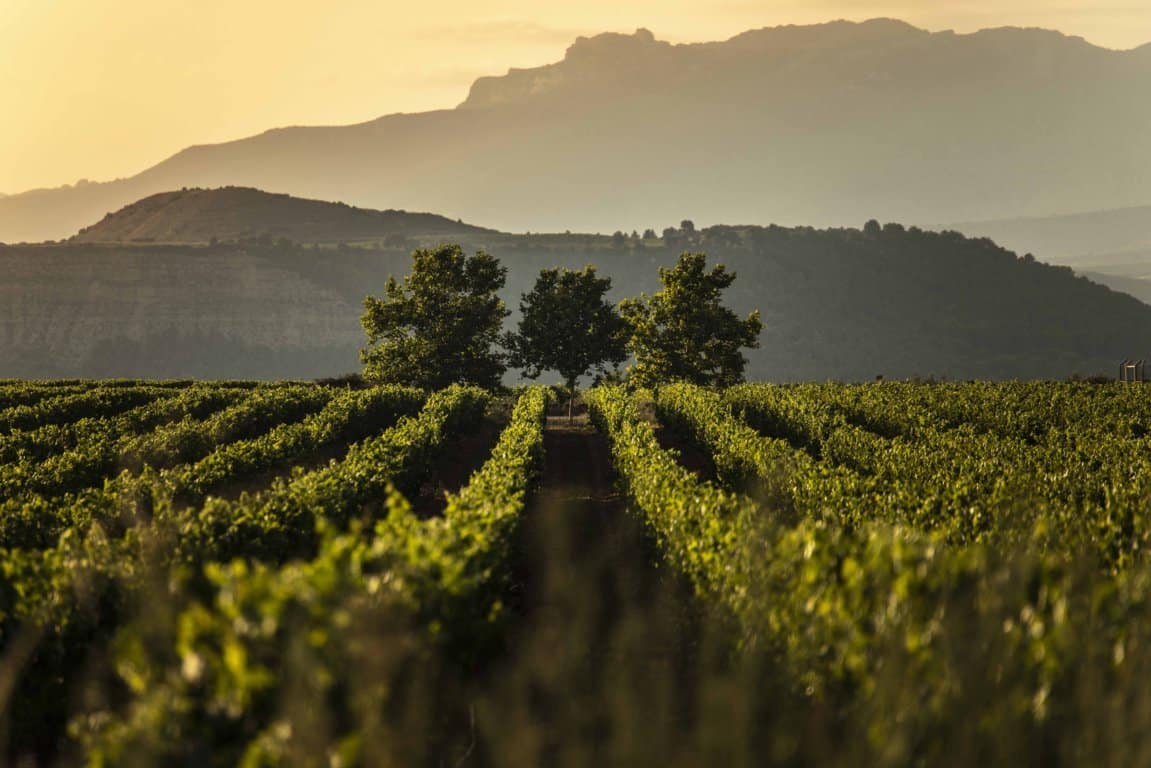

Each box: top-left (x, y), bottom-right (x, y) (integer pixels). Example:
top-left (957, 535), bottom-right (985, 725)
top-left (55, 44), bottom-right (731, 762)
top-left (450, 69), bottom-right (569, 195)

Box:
top-left (505, 266), bottom-right (627, 395)
top-left (361, 244), bottom-right (508, 390)
top-left (595, 381), bottom-right (1151, 757)
top-left (172, 385), bottom-right (489, 563)
top-left (56, 388), bottom-right (547, 764)
top-left (620, 253), bottom-right (761, 388)
top-left (0, 384), bottom-right (336, 549)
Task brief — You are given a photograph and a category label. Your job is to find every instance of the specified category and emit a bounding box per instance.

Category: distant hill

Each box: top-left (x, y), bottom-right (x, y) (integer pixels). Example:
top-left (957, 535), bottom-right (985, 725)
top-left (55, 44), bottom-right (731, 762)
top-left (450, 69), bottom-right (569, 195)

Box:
top-left (71, 187), bottom-right (490, 244)
top-left (950, 206), bottom-right (1151, 301)
top-left (951, 206), bottom-right (1151, 265)
top-left (2, 19), bottom-right (1150, 243)
top-left (1078, 271), bottom-right (1151, 306)
top-left (2, 212), bottom-right (1149, 381)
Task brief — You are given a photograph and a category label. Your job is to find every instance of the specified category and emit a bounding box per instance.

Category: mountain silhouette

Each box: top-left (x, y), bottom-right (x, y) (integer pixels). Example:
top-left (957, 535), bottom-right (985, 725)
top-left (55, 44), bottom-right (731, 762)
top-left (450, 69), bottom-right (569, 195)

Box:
top-left (71, 187), bottom-right (489, 244)
top-left (1, 19), bottom-right (1149, 246)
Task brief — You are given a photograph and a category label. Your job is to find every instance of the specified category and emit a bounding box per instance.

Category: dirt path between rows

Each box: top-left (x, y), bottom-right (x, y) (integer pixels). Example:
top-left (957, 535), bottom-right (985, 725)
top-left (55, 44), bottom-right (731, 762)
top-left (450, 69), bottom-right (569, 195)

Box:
top-left (512, 416), bottom-right (642, 626)
top-left (464, 415), bottom-right (708, 764)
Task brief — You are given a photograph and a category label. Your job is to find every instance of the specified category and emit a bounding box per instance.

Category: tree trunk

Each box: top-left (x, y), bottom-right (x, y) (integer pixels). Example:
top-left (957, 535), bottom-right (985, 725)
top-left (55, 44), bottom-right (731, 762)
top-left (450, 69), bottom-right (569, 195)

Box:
top-left (568, 378), bottom-right (576, 422)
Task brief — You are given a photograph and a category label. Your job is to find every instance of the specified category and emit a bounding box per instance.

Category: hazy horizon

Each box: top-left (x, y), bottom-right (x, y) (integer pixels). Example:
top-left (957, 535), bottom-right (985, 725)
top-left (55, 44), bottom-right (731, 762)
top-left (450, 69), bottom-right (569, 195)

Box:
top-left (3, 0), bottom-right (1150, 196)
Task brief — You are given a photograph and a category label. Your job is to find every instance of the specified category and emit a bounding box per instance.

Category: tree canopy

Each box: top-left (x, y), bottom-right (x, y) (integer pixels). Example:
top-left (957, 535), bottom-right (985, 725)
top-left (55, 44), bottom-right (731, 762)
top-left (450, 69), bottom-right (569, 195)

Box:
top-left (620, 252), bottom-right (761, 388)
top-left (360, 244), bottom-right (508, 389)
top-left (506, 266), bottom-right (628, 414)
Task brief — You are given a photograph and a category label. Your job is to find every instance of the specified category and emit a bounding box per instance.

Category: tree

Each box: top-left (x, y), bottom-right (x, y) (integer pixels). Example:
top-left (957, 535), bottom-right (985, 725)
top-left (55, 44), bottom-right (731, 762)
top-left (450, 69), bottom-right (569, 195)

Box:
top-left (360, 244), bottom-right (508, 389)
top-left (505, 266), bottom-right (628, 418)
top-left (620, 252), bottom-right (762, 388)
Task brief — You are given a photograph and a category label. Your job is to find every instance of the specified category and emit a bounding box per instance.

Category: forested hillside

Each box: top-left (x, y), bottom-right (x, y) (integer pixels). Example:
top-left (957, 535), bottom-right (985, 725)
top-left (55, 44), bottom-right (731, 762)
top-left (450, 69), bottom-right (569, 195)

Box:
top-left (2, 221), bottom-right (1146, 380)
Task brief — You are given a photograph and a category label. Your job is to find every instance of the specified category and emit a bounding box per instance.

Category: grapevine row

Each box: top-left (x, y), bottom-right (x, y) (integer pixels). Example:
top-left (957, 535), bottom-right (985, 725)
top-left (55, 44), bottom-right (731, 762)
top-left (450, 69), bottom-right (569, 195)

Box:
top-left (592, 384), bottom-right (1149, 738)
top-left (170, 384), bottom-right (490, 562)
top-left (72, 387), bottom-right (548, 764)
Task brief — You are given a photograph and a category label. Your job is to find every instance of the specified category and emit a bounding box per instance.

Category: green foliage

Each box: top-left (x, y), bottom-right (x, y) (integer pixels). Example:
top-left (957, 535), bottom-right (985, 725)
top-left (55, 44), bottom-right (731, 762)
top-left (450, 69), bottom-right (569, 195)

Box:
top-left (594, 381), bottom-right (1151, 761)
top-left (170, 385), bottom-right (489, 564)
top-left (0, 382), bottom-right (503, 761)
top-left (0, 384), bottom-right (423, 551)
top-left (0, 383), bottom-right (89, 411)
top-left (586, 386), bottom-right (755, 602)
top-left (0, 385), bottom-right (344, 551)
top-left (117, 384), bottom-right (331, 473)
top-left (368, 386), bottom-right (549, 647)
top-left (164, 384), bottom-right (424, 505)
top-left (0, 386), bottom-right (253, 502)
top-left (722, 382), bottom-right (1151, 562)
top-left (505, 266), bottom-right (627, 406)
top-left (63, 388), bottom-right (548, 764)
top-left (619, 253), bottom-right (761, 388)
top-left (16, 378), bottom-right (1151, 763)
top-left (654, 382), bottom-right (853, 520)
top-left (360, 244), bottom-right (509, 389)
top-left (0, 386), bottom-right (169, 434)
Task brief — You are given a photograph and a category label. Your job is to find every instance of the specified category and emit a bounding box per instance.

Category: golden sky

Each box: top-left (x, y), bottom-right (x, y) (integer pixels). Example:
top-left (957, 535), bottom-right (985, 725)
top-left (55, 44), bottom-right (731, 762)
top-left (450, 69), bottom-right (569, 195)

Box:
top-left (2, 0), bottom-right (1149, 194)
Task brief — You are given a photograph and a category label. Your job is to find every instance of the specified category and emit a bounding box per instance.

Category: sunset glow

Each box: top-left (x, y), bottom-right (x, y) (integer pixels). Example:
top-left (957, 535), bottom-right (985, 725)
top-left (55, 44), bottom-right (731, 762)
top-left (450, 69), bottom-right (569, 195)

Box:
top-left (2, 0), bottom-right (1149, 194)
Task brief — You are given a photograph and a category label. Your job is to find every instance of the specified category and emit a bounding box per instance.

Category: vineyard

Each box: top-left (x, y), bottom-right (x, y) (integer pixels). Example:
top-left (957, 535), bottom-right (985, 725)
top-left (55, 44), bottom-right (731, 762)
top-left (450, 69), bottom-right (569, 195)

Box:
top-left (3, 378), bottom-right (1151, 764)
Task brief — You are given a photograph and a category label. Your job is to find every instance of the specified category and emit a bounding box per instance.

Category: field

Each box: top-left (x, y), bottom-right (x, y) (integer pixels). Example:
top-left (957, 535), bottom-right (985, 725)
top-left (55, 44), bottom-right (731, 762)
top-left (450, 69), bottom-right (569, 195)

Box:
top-left (3, 378), bottom-right (1151, 765)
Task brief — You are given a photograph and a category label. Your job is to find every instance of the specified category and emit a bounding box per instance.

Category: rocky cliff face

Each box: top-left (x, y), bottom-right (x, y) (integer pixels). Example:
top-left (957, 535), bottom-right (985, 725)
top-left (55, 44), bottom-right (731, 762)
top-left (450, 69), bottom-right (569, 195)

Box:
top-left (460, 28), bottom-right (673, 109)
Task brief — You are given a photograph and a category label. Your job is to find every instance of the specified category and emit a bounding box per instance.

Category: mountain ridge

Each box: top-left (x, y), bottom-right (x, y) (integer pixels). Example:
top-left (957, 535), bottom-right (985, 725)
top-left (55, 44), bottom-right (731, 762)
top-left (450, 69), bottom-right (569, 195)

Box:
top-left (2, 18), bottom-right (1149, 244)
top-left (458, 19), bottom-right (1134, 110)
top-left (70, 187), bottom-right (491, 244)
